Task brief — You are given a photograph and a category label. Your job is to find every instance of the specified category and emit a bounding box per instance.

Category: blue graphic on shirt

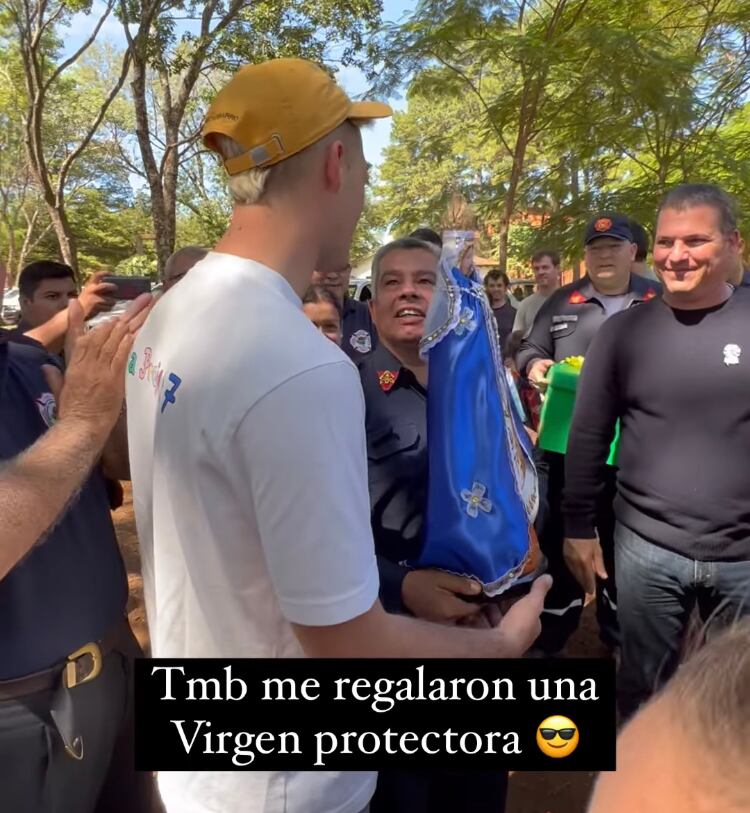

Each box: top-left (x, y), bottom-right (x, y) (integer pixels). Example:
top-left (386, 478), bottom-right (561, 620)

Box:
top-left (161, 373), bottom-right (182, 413)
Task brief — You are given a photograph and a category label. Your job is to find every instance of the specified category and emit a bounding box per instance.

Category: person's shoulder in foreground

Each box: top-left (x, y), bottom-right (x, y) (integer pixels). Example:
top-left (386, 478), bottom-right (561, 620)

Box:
top-left (0, 327), bottom-right (44, 349)
top-left (137, 252), bottom-right (355, 410)
top-left (588, 619), bottom-right (750, 813)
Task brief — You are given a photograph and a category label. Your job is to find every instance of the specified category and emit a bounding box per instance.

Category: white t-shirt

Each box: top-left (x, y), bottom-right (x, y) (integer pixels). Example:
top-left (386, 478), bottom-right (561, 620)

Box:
top-left (512, 291), bottom-right (550, 336)
top-left (126, 253), bottom-right (379, 813)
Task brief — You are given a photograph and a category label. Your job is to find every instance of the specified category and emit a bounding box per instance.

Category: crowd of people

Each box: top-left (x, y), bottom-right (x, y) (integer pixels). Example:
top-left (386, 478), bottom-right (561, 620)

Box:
top-left (1, 55), bottom-right (750, 813)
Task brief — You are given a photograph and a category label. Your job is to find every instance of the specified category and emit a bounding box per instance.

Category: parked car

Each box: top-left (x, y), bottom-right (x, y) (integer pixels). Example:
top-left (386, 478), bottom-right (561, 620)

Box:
top-left (1, 287), bottom-right (21, 325)
top-left (348, 278), bottom-right (372, 302)
top-left (509, 279), bottom-right (536, 301)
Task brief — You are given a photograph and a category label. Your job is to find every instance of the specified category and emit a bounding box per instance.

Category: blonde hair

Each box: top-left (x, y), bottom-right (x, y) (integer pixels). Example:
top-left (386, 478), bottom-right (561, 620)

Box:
top-left (214, 119), bottom-right (370, 205)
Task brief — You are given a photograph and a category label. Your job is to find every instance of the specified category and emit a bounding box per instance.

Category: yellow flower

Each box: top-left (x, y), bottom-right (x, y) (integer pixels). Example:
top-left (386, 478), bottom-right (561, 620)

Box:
top-left (562, 355), bottom-right (585, 370)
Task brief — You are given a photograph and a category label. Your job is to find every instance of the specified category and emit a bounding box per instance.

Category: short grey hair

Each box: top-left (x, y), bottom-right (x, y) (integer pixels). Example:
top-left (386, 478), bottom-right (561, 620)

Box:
top-left (658, 183), bottom-right (740, 236)
top-left (371, 237), bottom-right (441, 295)
top-left (163, 246), bottom-right (208, 281)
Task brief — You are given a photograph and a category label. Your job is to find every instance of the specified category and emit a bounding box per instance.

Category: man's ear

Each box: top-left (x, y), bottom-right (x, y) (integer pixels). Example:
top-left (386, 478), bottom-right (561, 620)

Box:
top-left (323, 140), bottom-right (345, 194)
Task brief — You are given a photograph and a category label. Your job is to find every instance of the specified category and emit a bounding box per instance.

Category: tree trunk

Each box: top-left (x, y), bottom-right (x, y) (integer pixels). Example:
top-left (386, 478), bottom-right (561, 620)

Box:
top-left (160, 115), bottom-right (180, 271)
top-left (130, 54), bottom-right (171, 274)
top-left (0, 211), bottom-right (17, 282)
top-left (497, 136), bottom-right (526, 272)
top-left (0, 261), bottom-right (6, 316)
top-left (570, 155), bottom-right (581, 280)
top-left (44, 197), bottom-right (77, 269)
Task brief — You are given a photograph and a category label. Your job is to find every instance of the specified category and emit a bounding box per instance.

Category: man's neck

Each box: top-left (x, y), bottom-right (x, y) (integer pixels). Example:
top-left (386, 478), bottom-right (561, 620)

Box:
top-left (591, 276), bottom-right (629, 296)
top-left (492, 296), bottom-right (507, 309)
top-left (537, 283), bottom-right (557, 296)
top-left (663, 283), bottom-right (733, 311)
top-left (381, 338), bottom-right (428, 387)
top-left (213, 203), bottom-right (321, 298)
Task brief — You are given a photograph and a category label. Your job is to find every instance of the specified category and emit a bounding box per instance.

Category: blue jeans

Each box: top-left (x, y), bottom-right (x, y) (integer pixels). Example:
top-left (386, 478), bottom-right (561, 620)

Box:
top-left (615, 523), bottom-right (750, 718)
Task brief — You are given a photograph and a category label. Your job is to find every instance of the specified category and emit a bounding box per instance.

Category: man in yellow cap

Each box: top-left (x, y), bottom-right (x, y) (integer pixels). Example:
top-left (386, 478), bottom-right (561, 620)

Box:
top-left (126, 58), bottom-right (551, 813)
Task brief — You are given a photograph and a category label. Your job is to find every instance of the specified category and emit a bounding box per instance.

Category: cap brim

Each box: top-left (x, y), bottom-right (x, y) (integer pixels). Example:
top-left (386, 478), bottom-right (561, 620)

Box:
top-left (586, 233), bottom-right (629, 244)
top-left (349, 100), bottom-right (393, 120)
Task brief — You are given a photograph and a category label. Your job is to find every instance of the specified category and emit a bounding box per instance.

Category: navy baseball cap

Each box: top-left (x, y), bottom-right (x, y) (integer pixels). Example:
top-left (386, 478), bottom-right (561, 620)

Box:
top-left (584, 213), bottom-right (634, 245)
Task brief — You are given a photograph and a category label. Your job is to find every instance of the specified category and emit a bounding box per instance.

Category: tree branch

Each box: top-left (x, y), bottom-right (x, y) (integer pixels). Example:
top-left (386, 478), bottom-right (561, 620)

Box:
top-left (56, 50), bottom-right (133, 198)
top-left (43, 0), bottom-right (116, 92)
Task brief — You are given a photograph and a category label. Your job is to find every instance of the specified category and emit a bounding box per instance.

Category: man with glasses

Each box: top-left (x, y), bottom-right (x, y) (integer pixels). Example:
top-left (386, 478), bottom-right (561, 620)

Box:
top-left (312, 261), bottom-right (377, 359)
top-left (516, 214), bottom-right (660, 656)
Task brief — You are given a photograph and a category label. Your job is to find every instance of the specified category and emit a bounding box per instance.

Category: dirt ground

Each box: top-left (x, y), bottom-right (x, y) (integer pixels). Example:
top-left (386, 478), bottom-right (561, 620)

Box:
top-left (114, 483), bottom-right (602, 813)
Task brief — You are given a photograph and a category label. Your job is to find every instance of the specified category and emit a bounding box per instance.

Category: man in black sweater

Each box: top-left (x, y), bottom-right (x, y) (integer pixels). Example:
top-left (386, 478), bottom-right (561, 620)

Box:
top-left (564, 184), bottom-right (750, 718)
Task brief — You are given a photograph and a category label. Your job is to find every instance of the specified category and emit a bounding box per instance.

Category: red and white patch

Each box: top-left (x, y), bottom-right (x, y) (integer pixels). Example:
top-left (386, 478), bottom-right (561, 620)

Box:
top-left (378, 370), bottom-right (399, 392)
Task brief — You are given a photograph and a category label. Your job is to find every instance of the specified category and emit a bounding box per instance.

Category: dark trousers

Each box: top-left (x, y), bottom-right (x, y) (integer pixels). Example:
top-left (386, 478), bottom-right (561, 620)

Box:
top-left (371, 770), bottom-right (508, 813)
top-left (0, 623), bottom-right (158, 813)
top-left (534, 451), bottom-right (619, 653)
top-left (615, 523), bottom-right (750, 719)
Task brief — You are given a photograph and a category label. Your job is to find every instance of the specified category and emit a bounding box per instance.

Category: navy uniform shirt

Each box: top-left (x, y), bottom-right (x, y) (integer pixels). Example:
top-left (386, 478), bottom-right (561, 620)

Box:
top-left (516, 273), bottom-right (660, 372)
top-left (342, 297), bottom-right (377, 360)
top-left (0, 340), bottom-right (127, 679)
top-left (492, 301), bottom-right (516, 350)
top-left (0, 326), bottom-right (44, 349)
top-left (357, 343), bottom-right (426, 613)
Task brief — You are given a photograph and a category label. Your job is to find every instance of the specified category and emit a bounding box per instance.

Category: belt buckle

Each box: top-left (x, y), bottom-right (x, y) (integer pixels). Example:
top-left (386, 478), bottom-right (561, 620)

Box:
top-left (64, 642), bottom-right (102, 690)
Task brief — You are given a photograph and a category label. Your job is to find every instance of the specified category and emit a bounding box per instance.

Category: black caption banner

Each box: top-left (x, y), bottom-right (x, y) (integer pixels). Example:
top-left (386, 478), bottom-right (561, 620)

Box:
top-left (135, 658), bottom-right (616, 771)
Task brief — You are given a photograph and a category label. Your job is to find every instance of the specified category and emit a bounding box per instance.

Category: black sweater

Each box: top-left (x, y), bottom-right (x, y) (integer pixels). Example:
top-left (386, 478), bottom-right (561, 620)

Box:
top-left (564, 287), bottom-right (750, 561)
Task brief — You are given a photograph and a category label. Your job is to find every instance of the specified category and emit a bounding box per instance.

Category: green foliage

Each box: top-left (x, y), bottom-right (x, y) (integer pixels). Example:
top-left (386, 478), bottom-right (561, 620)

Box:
top-left (4, 0), bottom-right (750, 279)
top-left (374, 75), bottom-right (504, 235)
top-left (116, 254), bottom-right (158, 278)
top-left (350, 193), bottom-right (385, 263)
top-left (373, 0), bottom-right (750, 268)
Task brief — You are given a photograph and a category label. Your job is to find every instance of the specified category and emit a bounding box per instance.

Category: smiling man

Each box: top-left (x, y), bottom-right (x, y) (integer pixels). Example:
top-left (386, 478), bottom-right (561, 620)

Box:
top-left (516, 214), bottom-right (659, 656)
top-left (512, 249), bottom-right (560, 339)
top-left (563, 184), bottom-right (750, 718)
top-left (358, 236), bottom-right (511, 813)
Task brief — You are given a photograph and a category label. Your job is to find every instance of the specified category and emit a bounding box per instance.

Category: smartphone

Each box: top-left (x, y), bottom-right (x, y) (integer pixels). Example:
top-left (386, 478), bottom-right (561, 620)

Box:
top-left (101, 276), bottom-right (152, 300)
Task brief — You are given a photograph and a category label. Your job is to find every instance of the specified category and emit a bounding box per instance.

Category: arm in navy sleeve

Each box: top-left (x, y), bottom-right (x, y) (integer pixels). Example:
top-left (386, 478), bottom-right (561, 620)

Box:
top-left (377, 556), bottom-right (409, 614)
top-left (515, 293), bottom-right (558, 374)
top-left (562, 316), bottom-right (623, 539)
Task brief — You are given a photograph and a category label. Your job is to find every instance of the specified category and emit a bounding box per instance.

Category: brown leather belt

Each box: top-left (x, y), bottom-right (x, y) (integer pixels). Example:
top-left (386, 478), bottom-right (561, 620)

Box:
top-left (0, 619), bottom-right (127, 701)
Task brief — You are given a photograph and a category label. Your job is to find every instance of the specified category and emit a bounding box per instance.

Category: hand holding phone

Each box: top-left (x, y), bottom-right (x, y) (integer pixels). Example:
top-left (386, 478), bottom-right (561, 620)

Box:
top-left (100, 276), bottom-right (152, 301)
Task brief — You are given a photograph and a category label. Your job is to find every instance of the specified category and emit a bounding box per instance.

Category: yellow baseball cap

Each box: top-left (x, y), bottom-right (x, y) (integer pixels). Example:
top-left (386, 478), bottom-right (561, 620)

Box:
top-left (202, 58), bottom-right (392, 176)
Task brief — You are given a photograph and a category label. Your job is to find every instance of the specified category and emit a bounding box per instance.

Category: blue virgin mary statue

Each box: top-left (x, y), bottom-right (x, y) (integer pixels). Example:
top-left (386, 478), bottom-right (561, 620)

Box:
top-left (411, 232), bottom-right (543, 597)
